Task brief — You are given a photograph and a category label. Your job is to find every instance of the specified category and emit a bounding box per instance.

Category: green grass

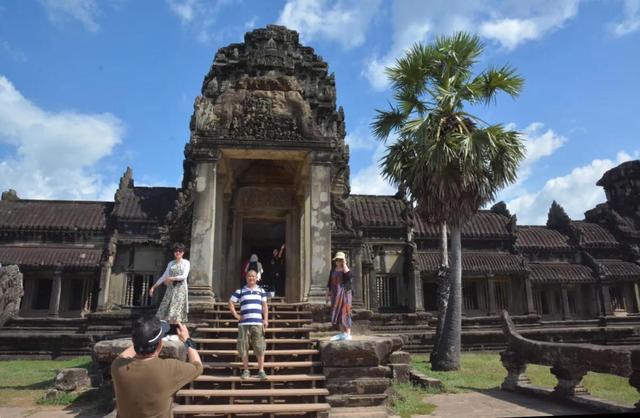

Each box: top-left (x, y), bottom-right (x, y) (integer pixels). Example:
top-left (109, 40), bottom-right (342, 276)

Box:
top-left (0, 356), bottom-right (91, 406)
top-left (390, 383), bottom-right (437, 418)
top-left (411, 352), bottom-right (640, 406)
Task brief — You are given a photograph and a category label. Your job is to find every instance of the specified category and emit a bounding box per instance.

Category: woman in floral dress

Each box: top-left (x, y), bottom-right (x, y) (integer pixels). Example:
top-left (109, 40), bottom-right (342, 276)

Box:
top-left (325, 251), bottom-right (352, 341)
top-left (149, 242), bottom-right (190, 324)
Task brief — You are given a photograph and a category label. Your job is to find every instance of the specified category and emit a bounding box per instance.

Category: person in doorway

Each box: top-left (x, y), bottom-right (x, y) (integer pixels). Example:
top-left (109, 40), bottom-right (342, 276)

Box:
top-left (268, 243), bottom-right (285, 296)
top-left (111, 317), bottom-right (202, 418)
top-left (229, 269), bottom-right (269, 380)
top-left (245, 253), bottom-right (264, 281)
top-left (326, 251), bottom-right (353, 341)
top-left (149, 242), bottom-right (190, 330)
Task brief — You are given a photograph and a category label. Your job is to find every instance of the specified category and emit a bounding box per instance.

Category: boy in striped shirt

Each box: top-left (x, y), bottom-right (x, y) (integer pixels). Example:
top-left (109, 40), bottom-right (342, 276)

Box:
top-left (229, 268), bottom-right (269, 380)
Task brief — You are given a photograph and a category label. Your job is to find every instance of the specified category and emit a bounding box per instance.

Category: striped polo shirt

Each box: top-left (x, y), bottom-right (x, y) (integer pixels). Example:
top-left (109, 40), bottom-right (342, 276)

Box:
top-left (229, 285), bottom-right (267, 325)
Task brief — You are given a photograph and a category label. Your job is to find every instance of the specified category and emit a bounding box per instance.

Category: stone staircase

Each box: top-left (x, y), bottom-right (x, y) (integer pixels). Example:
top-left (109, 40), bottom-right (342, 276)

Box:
top-left (173, 298), bottom-right (331, 417)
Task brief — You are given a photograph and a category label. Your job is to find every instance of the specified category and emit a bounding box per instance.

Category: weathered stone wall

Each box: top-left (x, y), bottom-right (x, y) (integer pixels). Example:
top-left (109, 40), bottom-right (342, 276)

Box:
top-left (0, 265), bottom-right (23, 326)
top-left (319, 336), bottom-right (405, 408)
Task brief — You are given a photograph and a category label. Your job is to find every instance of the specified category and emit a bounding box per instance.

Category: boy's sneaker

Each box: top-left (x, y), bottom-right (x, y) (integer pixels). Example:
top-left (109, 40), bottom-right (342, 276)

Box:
top-left (329, 333), bottom-right (344, 341)
top-left (240, 369), bottom-right (250, 380)
top-left (258, 370), bottom-right (268, 380)
top-left (343, 333), bottom-right (352, 341)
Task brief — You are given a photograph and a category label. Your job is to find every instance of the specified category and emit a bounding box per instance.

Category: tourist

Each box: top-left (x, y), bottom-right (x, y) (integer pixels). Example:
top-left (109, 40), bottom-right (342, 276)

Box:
top-left (268, 243), bottom-right (285, 296)
top-left (111, 318), bottom-right (202, 418)
top-left (244, 253), bottom-right (264, 281)
top-left (229, 269), bottom-right (269, 380)
top-left (149, 242), bottom-right (190, 328)
top-left (326, 251), bottom-right (353, 341)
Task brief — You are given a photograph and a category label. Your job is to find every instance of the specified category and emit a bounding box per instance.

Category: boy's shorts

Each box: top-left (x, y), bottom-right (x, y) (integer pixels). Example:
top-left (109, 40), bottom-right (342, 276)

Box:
top-left (237, 325), bottom-right (266, 357)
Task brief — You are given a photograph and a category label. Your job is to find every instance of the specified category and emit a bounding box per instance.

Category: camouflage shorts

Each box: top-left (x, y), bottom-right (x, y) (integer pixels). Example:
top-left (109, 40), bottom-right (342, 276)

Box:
top-left (237, 325), bottom-right (265, 358)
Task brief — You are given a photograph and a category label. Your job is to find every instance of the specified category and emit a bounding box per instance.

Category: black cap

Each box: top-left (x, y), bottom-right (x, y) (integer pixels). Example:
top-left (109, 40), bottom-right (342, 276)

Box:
top-left (132, 317), bottom-right (170, 355)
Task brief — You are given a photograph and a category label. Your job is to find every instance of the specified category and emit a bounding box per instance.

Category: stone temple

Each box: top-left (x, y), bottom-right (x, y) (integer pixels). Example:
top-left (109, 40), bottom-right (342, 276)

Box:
top-left (1, 25), bottom-right (640, 356)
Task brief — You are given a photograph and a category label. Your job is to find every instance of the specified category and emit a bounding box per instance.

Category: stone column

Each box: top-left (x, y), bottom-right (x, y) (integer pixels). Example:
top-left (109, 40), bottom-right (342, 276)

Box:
top-left (351, 246), bottom-right (364, 308)
top-left (601, 284), bottom-right (614, 316)
top-left (306, 153), bottom-right (332, 304)
top-left (211, 173), bottom-right (226, 299)
top-left (500, 350), bottom-right (530, 389)
top-left (48, 270), bottom-right (62, 317)
top-left (524, 276), bottom-right (536, 316)
top-left (487, 277), bottom-right (498, 316)
top-left (633, 283), bottom-right (640, 313)
top-left (413, 269), bottom-right (425, 312)
top-left (551, 365), bottom-right (589, 396)
top-left (189, 158), bottom-right (218, 308)
top-left (561, 284), bottom-right (572, 320)
top-left (96, 261), bottom-right (112, 311)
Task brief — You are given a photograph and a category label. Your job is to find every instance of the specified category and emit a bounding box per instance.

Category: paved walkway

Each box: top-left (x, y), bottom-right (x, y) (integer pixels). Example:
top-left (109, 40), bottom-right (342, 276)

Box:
top-left (0, 391), bottom-right (596, 418)
top-left (414, 389), bottom-right (594, 418)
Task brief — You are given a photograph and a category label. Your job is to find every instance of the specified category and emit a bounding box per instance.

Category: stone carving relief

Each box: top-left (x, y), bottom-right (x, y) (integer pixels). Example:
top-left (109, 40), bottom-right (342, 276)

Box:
top-left (0, 265), bottom-right (24, 327)
top-left (235, 187), bottom-right (293, 210)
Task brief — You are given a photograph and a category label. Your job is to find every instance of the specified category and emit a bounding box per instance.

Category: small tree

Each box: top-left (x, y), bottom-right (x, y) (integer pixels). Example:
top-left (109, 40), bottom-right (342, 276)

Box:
top-left (373, 32), bottom-right (525, 370)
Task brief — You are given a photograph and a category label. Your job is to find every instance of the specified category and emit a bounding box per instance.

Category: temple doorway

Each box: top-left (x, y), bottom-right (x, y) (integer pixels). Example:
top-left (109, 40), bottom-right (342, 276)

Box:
top-left (242, 219), bottom-right (286, 297)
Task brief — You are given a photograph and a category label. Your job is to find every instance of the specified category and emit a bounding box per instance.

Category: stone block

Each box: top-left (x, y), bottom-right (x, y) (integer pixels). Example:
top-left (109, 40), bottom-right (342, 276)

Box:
top-left (320, 336), bottom-right (403, 367)
top-left (92, 338), bottom-right (186, 366)
top-left (323, 366), bottom-right (391, 379)
top-left (43, 388), bottom-right (60, 400)
top-left (389, 363), bottom-right (411, 383)
top-left (54, 368), bottom-right (90, 392)
top-left (326, 377), bottom-right (391, 395)
top-left (388, 350), bottom-right (410, 364)
top-left (326, 393), bottom-right (388, 408)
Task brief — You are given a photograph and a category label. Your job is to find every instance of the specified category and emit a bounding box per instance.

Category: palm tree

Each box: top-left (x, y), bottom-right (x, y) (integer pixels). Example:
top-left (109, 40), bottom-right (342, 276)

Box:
top-left (372, 32), bottom-right (525, 371)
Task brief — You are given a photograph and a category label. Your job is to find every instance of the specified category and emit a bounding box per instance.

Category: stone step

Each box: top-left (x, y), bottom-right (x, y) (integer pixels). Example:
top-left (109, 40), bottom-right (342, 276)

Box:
top-left (209, 302), bottom-right (308, 311)
top-left (204, 318), bottom-right (313, 325)
top-left (210, 310), bottom-right (313, 317)
top-left (204, 361), bottom-right (322, 370)
top-left (329, 405), bottom-right (391, 418)
top-left (199, 349), bottom-right (319, 356)
top-left (195, 374), bottom-right (325, 383)
top-left (193, 338), bottom-right (315, 345)
top-left (172, 402), bottom-right (331, 416)
top-left (176, 388), bottom-right (329, 398)
top-left (196, 327), bottom-right (310, 335)
top-left (326, 393), bottom-right (388, 408)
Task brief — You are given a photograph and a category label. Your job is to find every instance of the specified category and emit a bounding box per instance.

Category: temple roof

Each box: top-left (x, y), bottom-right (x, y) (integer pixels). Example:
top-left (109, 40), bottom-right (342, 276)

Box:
top-left (529, 263), bottom-right (594, 283)
top-left (417, 251), bottom-right (527, 275)
top-left (0, 244), bottom-right (103, 269)
top-left (515, 226), bottom-right (572, 252)
top-left (572, 221), bottom-right (619, 248)
top-left (598, 259), bottom-right (640, 281)
top-left (348, 195), bottom-right (405, 228)
top-left (348, 195), bottom-right (513, 239)
top-left (114, 187), bottom-right (178, 222)
top-left (0, 200), bottom-right (111, 232)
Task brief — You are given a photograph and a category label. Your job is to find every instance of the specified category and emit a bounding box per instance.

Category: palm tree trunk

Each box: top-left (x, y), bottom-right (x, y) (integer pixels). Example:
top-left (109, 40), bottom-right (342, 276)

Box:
top-left (429, 222), bottom-right (450, 364)
top-left (432, 224), bottom-right (462, 371)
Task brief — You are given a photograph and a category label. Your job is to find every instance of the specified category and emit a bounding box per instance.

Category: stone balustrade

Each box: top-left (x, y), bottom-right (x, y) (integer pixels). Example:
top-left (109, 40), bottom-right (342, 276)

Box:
top-left (500, 310), bottom-right (640, 412)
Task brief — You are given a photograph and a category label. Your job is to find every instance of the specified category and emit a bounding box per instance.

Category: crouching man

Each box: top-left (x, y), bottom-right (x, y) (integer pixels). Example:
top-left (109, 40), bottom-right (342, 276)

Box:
top-left (111, 317), bottom-right (202, 417)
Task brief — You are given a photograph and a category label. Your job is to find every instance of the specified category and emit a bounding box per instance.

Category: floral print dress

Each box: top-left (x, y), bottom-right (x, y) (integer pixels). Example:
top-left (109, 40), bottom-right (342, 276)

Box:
top-left (155, 260), bottom-right (189, 323)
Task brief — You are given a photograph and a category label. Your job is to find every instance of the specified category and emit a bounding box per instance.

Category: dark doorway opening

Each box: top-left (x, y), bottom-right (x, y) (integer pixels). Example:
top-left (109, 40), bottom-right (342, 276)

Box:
top-left (242, 220), bottom-right (286, 297)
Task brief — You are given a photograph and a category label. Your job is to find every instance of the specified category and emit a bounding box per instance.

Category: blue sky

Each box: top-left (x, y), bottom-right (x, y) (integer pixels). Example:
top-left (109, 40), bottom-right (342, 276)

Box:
top-left (0, 0), bottom-right (639, 224)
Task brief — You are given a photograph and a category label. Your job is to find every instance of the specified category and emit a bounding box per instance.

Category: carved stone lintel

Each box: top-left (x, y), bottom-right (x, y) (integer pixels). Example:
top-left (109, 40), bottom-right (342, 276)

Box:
top-left (550, 365), bottom-right (589, 397)
top-left (500, 350), bottom-right (530, 390)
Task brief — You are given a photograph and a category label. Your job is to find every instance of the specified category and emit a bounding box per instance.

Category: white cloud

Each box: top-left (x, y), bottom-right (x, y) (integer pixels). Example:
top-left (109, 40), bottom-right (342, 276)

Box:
top-left (0, 75), bottom-right (123, 200)
top-left (350, 143), bottom-right (396, 195)
top-left (363, 0), bottom-right (580, 90)
top-left (517, 122), bottom-right (568, 182)
top-left (610, 0), bottom-right (640, 36)
top-left (39, 0), bottom-right (100, 32)
top-left (0, 40), bottom-right (27, 63)
top-left (166, 0), bottom-right (237, 43)
top-left (506, 151), bottom-right (640, 224)
top-left (244, 16), bottom-right (258, 30)
top-left (277, 0), bottom-right (382, 50)
top-left (345, 128), bottom-right (377, 151)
